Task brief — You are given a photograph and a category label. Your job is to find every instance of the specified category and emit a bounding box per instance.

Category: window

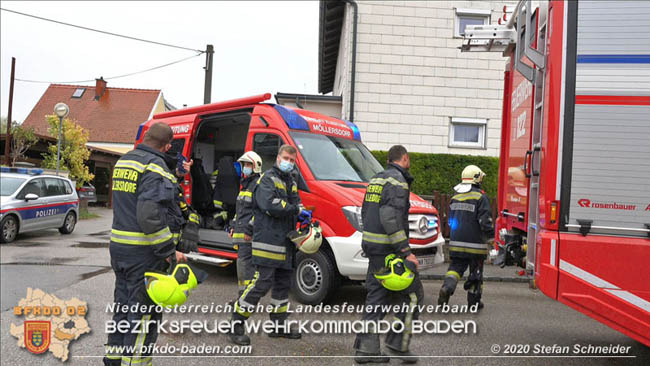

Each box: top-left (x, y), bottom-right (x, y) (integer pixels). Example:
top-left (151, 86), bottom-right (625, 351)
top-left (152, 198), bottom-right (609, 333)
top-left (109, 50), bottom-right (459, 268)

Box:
top-left (43, 178), bottom-right (66, 197)
top-left (449, 117), bottom-right (487, 149)
top-left (72, 88), bottom-right (85, 98)
top-left (18, 179), bottom-right (45, 199)
top-left (455, 8), bottom-right (491, 37)
top-left (253, 133), bottom-right (284, 172)
top-left (63, 180), bottom-right (73, 195)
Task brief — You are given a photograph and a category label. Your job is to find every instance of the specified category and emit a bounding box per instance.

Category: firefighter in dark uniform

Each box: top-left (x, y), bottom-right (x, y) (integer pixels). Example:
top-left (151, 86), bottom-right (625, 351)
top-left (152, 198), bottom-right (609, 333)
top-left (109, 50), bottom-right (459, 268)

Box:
top-left (354, 145), bottom-right (423, 364)
top-left (104, 123), bottom-right (192, 366)
top-left (438, 165), bottom-right (495, 310)
top-left (229, 151), bottom-right (263, 296)
top-left (230, 145), bottom-right (310, 345)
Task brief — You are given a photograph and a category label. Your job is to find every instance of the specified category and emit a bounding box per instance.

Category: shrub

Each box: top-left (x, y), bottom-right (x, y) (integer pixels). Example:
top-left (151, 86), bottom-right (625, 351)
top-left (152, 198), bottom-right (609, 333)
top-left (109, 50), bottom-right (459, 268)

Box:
top-left (371, 151), bottom-right (499, 199)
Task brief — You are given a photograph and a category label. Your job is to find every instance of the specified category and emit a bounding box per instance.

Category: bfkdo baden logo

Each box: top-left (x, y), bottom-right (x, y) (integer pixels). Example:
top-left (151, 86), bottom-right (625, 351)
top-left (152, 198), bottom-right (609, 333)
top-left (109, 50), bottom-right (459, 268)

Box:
top-left (10, 288), bottom-right (91, 362)
top-left (25, 320), bottom-right (51, 354)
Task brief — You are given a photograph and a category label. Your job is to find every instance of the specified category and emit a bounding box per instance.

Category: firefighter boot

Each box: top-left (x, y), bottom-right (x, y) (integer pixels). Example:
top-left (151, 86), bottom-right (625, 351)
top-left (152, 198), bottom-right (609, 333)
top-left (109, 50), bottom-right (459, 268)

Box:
top-left (268, 321), bottom-right (301, 339)
top-left (354, 334), bottom-right (389, 364)
top-left (465, 282), bottom-right (484, 310)
top-left (438, 287), bottom-right (451, 306)
top-left (229, 319), bottom-right (250, 346)
top-left (385, 347), bottom-right (419, 364)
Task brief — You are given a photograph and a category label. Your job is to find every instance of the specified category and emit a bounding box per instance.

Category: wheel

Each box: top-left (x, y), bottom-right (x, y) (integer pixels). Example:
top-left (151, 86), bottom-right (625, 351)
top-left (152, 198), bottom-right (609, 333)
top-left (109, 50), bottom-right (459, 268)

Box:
top-left (1, 215), bottom-right (19, 243)
top-left (59, 212), bottom-right (77, 234)
top-left (291, 250), bottom-right (341, 305)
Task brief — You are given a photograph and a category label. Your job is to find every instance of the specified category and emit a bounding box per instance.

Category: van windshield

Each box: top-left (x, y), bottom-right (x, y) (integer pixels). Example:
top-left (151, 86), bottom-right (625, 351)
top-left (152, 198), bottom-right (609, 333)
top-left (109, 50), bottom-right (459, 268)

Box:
top-left (290, 131), bottom-right (384, 182)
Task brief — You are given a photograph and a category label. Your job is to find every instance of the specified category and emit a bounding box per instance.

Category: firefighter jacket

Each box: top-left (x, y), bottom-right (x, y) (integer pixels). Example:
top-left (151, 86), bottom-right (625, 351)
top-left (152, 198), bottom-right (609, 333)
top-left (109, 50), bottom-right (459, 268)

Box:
top-left (448, 185), bottom-right (495, 259)
top-left (251, 165), bottom-right (301, 269)
top-left (361, 163), bottom-right (413, 258)
top-left (231, 173), bottom-right (260, 244)
top-left (110, 144), bottom-right (183, 259)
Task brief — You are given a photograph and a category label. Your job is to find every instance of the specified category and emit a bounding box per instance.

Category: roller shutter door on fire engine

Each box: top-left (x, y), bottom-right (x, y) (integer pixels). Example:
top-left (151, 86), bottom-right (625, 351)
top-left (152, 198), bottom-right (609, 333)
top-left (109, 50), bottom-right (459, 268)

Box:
top-left (567, 0), bottom-right (650, 238)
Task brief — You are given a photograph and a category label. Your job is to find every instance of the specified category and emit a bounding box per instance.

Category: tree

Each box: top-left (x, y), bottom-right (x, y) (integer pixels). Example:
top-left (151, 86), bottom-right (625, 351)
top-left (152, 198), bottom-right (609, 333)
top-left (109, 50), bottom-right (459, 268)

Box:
top-left (10, 124), bottom-right (38, 165)
top-left (2, 117), bottom-right (38, 165)
top-left (41, 115), bottom-right (94, 187)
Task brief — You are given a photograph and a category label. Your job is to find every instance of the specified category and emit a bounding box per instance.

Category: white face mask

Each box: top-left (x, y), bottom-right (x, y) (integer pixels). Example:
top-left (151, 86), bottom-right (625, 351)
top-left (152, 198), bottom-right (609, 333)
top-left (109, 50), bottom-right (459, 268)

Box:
top-left (242, 167), bottom-right (253, 176)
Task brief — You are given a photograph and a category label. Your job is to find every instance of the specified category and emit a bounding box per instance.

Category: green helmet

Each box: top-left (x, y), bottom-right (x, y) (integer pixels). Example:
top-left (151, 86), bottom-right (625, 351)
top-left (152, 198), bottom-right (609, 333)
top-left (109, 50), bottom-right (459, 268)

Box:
top-left (373, 254), bottom-right (415, 291)
top-left (145, 264), bottom-right (198, 307)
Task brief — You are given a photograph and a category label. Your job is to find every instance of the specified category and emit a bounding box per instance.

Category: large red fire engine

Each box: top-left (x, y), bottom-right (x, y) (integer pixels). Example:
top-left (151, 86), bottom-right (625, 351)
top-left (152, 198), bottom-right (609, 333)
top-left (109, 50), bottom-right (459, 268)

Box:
top-left (463, 0), bottom-right (649, 346)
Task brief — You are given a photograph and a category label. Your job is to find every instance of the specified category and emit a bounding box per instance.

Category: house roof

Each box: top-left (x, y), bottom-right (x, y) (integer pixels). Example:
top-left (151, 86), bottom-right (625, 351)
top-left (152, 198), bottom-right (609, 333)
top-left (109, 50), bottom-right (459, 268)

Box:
top-left (318, 0), bottom-right (346, 94)
top-left (22, 84), bottom-right (163, 144)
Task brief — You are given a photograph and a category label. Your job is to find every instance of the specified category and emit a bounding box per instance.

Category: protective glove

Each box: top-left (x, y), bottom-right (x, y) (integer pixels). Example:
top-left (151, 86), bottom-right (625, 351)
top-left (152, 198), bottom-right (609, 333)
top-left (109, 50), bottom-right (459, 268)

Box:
top-left (176, 152), bottom-right (188, 175)
top-left (298, 209), bottom-right (312, 225)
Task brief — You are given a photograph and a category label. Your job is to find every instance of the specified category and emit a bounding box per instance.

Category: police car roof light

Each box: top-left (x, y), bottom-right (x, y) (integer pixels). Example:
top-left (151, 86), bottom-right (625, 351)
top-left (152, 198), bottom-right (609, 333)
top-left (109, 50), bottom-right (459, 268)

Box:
top-left (274, 105), bottom-right (310, 131)
top-left (0, 166), bottom-right (43, 175)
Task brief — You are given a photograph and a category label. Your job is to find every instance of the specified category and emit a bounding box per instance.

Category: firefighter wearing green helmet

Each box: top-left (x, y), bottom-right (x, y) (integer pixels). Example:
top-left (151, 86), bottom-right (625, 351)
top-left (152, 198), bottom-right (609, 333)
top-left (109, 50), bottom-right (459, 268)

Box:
top-left (438, 165), bottom-right (495, 310)
top-left (353, 145), bottom-right (423, 364)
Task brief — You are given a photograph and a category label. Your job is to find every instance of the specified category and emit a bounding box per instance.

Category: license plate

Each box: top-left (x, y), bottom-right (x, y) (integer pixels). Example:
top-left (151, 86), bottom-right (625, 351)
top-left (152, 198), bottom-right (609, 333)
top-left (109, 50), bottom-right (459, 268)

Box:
top-left (87, 192), bottom-right (94, 195)
top-left (418, 255), bottom-right (439, 269)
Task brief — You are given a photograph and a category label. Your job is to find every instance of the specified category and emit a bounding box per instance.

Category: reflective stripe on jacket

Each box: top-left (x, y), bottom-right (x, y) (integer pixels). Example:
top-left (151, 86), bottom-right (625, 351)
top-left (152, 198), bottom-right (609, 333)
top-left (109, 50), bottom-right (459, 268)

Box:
top-left (110, 144), bottom-right (182, 258)
top-left (448, 186), bottom-right (494, 258)
top-left (251, 166), bottom-right (300, 269)
top-left (231, 174), bottom-right (259, 244)
top-left (361, 163), bottom-right (413, 258)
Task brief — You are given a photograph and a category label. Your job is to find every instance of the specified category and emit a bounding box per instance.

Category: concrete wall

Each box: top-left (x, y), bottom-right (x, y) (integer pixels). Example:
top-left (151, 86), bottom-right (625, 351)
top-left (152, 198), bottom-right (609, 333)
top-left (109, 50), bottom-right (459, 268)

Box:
top-left (333, 0), bottom-right (515, 156)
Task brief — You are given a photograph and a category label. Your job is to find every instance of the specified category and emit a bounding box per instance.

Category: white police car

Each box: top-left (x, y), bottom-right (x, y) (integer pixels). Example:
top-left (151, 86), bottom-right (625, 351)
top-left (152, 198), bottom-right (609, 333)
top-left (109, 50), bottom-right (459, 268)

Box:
top-left (1, 167), bottom-right (79, 243)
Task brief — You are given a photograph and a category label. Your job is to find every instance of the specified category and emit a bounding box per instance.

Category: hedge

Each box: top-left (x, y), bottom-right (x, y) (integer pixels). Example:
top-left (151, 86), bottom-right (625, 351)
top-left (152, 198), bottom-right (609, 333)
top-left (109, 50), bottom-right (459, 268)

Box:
top-left (371, 151), bottom-right (499, 199)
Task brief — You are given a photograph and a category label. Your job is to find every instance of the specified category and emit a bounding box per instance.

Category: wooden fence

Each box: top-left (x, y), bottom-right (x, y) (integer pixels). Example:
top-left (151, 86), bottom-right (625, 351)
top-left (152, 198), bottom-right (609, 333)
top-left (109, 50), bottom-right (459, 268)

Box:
top-left (428, 191), bottom-right (498, 238)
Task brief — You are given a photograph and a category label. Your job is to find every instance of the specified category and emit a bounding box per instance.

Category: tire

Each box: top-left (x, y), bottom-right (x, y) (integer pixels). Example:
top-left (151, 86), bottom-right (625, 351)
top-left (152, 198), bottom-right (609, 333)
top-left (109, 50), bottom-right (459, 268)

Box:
top-left (291, 250), bottom-right (341, 305)
top-left (59, 212), bottom-right (77, 234)
top-left (1, 215), bottom-right (19, 243)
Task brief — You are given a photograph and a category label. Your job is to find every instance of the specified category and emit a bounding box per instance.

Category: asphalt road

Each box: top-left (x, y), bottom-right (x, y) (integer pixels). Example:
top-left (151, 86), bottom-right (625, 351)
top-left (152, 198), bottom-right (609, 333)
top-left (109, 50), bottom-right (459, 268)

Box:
top-left (1, 208), bottom-right (648, 365)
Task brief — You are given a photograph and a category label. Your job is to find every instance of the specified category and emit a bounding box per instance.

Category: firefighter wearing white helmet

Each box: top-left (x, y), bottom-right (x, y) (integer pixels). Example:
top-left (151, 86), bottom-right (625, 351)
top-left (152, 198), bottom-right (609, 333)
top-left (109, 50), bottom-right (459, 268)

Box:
top-left (438, 164), bottom-right (494, 311)
top-left (230, 151), bottom-right (263, 297)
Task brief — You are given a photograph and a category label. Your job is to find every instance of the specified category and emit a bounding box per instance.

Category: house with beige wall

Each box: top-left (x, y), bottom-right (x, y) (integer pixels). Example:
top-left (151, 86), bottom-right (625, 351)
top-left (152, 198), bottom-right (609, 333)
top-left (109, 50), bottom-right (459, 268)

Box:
top-left (318, 0), bottom-right (515, 156)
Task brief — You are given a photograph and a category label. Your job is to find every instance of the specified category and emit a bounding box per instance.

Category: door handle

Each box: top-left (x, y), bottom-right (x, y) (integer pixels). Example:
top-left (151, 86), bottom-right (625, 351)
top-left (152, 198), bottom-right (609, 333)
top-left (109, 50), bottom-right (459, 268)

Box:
top-left (524, 150), bottom-right (532, 178)
top-left (532, 145), bottom-right (541, 177)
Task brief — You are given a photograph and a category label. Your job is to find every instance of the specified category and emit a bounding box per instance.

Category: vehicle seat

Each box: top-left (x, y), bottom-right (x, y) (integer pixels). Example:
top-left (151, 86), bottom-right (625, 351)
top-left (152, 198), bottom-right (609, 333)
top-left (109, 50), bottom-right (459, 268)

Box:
top-left (189, 158), bottom-right (214, 215)
top-left (214, 156), bottom-right (240, 220)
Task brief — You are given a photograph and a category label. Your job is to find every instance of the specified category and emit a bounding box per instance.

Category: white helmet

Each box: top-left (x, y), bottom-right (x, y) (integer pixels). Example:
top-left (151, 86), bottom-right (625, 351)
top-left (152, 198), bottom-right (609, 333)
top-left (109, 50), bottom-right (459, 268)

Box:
top-left (461, 165), bottom-right (486, 185)
top-left (288, 222), bottom-right (323, 254)
top-left (454, 165), bottom-right (486, 193)
top-left (237, 151), bottom-right (263, 174)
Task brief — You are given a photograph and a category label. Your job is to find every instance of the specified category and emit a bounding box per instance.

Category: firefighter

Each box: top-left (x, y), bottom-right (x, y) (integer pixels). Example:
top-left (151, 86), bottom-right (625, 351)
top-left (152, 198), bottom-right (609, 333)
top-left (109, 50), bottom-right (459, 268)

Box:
top-left (230, 145), bottom-right (311, 345)
top-left (163, 150), bottom-right (195, 245)
top-left (354, 145), bottom-right (423, 364)
top-left (104, 123), bottom-right (193, 366)
top-left (229, 151), bottom-right (264, 296)
top-left (438, 165), bottom-right (495, 310)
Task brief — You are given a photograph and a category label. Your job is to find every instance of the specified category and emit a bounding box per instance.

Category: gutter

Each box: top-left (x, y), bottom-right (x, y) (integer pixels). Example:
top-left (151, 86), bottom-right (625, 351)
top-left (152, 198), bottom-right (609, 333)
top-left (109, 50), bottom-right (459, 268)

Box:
top-left (341, 0), bottom-right (358, 122)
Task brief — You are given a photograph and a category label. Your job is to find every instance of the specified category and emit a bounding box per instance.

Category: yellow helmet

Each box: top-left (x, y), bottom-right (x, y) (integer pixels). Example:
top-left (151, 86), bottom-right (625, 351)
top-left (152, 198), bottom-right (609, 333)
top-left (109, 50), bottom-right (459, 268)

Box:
top-left (288, 222), bottom-right (323, 254)
top-left (237, 151), bottom-right (263, 174)
top-left (374, 254), bottom-right (415, 291)
top-left (144, 264), bottom-right (198, 307)
top-left (461, 165), bottom-right (486, 185)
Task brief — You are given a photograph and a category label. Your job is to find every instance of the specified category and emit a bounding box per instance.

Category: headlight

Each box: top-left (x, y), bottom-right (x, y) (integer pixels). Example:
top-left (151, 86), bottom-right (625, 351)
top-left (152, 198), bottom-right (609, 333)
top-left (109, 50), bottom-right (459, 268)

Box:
top-left (342, 206), bottom-right (363, 232)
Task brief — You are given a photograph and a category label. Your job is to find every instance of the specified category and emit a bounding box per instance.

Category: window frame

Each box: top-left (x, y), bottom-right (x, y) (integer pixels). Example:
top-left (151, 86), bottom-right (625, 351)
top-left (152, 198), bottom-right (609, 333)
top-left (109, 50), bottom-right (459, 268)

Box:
top-left (17, 178), bottom-right (45, 199)
top-left (72, 88), bottom-right (86, 98)
top-left (43, 178), bottom-right (66, 197)
top-left (454, 8), bottom-right (491, 38)
top-left (252, 132), bottom-right (285, 172)
top-left (448, 117), bottom-right (488, 149)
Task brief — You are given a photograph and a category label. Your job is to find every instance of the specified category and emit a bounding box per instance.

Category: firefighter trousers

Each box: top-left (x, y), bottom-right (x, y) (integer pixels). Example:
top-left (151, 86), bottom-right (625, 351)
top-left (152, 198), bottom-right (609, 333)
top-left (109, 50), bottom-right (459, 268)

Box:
top-left (354, 256), bottom-right (423, 354)
top-left (442, 256), bottom-right (484, 306)
top-left (235, 242), bottom-right (255, 296)
top-left (104, 243), bottom-right (165, 366)
top-left (233, 264), bottom-right (292, 323)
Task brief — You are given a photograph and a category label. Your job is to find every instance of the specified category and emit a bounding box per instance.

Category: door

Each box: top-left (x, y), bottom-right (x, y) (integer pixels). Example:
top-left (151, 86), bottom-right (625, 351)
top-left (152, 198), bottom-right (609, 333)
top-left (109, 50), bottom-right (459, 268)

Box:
top-left (525, 7), bottom-right (548, 275)
top-left (42, 178), bottom-right (68, 227)
top-left (16, 178), bottom-right (48, 231)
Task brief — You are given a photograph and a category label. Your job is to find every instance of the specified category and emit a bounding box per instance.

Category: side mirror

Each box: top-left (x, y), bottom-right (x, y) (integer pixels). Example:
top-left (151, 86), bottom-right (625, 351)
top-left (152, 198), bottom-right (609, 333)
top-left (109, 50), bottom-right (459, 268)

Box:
top-left (24, 193), bottom-right (39, 201)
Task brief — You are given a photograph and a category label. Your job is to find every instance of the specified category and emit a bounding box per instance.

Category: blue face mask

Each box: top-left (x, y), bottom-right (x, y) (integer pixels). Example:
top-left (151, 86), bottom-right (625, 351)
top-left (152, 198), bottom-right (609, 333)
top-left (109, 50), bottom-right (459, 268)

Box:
top-left (278, 160), bottom-right (294, 173)
top-left (242, 167), bottom-right (253, 177)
